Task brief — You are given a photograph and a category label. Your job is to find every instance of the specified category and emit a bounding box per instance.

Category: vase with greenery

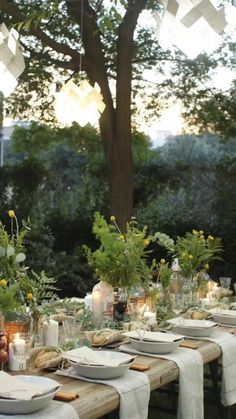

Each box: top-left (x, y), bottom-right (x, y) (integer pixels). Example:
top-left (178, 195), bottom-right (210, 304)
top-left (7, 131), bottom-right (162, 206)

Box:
top-left (84, 212), bottom-right (157, 295)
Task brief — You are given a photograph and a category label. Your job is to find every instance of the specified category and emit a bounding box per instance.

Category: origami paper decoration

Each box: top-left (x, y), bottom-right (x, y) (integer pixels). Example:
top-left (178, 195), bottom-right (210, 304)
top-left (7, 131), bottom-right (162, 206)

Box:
top-left (55, 79), bottom-right (106, 127)
top-left (0, 23), bottom-right (25, 96)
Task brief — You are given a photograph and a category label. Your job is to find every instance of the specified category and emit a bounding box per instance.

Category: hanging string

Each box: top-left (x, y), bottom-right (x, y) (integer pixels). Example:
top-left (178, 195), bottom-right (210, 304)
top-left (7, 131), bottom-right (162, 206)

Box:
top-left (79, 0), bottom-right (84, 75)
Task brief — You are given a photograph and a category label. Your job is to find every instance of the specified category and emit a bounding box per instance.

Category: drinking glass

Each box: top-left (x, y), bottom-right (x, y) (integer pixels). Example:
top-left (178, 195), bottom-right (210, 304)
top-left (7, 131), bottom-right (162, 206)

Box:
top-left (220, 277), bottom-right (231, 289)
top-left (62, 318), bottom-right (81, 344)
top-left (170, 294), bottom-right (185, 316)
top-left (10, 332), bottom-right (32, 371)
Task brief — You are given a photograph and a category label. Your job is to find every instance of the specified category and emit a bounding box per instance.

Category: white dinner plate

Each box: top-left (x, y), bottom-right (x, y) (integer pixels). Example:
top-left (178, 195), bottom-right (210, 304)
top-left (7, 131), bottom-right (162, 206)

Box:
top-left (211, 311), bottom-right (236, 326)
top-left (167, 318), bottom-right (218, 337)
top-left (68, 350), bottom-right (134, 379)
top-left (0, 376), bottom-right (60, 415)
top-left (129, 337), bottom-right (182, 354)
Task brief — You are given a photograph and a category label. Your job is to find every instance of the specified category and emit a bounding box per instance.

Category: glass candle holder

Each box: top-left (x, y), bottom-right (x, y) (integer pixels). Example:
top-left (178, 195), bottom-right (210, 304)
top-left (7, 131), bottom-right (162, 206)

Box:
top-left (10, 332), bottom-right (32, 371)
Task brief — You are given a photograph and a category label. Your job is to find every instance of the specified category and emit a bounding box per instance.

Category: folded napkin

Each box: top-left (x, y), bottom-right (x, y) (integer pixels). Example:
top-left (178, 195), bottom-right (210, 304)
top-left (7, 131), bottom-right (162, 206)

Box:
top-left (168, 318), bottom-right (216, 328)
top-left (209, 308), bottom-right (236, 317)
top-left (62, 346), bottom-right (133, 367)
top-left (56, 368), bottom-right (150, 419)
top-left (197, 330), bottom-right (236, 406)
top-left (0, 372), bottom-right (60, 401)
top-left (120, 344), bottom-right (203, 419)
top-left (0, 400), bottom-right (79, 419)
top-left (123, 331), bottom-right (184, 342)
top-left (85, 329), bottom-right (125, 346)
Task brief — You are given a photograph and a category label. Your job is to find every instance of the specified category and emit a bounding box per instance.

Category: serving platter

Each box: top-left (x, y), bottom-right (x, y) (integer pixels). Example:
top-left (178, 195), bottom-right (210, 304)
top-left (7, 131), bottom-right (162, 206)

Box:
top-left (129, 337), bottom-right (181, 354)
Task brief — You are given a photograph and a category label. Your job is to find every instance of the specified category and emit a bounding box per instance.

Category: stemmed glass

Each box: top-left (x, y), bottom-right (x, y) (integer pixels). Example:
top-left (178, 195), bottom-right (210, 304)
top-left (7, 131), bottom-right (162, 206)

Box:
top-left (170, 294), bottom-right (185, 324)
top-left (10, 333), bottom-right (32, 371)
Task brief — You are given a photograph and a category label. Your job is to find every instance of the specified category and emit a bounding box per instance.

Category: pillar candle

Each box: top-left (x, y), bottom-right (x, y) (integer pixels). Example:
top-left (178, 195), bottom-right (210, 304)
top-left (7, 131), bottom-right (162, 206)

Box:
top-left (143, 311), bottom-right (157, 325)
top-left (43, 319), bottom-right (59, 346)
top-left (8, 342), bottom-right (26, 371)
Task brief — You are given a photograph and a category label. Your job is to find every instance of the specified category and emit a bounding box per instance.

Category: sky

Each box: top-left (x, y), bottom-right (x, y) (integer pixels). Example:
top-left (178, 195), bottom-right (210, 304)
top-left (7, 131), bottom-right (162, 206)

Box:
top-left (139, 1), bottom-right (236, 147)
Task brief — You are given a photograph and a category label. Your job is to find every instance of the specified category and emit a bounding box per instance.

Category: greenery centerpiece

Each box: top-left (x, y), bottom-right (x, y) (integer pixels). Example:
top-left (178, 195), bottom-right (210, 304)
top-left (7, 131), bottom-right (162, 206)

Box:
top-left (84, 212), bottom-right (157, 297)
top-left (0, 210), bottom-right (59, 339)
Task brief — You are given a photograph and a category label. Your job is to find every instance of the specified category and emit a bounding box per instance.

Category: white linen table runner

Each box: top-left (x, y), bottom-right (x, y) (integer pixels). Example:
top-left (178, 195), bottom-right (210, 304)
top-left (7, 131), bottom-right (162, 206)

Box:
top-left (119, 344), bottom-right (204, 419)
top-left (0, 400), bottom-right (79, 419)
top-left (56, 368), bottom-right (150, 419)
top-left (196, 329), bottom-right (236, 406)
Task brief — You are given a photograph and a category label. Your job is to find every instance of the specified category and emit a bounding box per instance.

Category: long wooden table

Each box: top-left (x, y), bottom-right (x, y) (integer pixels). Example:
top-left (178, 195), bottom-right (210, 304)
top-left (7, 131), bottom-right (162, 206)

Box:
top-left (36, 326), bottom-right (236, 419)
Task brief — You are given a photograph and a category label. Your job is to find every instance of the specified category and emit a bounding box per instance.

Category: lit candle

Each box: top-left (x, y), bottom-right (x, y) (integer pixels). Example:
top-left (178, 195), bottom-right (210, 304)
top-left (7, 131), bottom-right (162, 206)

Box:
top-left (43, 319), bottom-right (59, 346)
top-left (8, 342), bottom-right (26, 371)
top-left (92, 289), bottom-right (104, 322)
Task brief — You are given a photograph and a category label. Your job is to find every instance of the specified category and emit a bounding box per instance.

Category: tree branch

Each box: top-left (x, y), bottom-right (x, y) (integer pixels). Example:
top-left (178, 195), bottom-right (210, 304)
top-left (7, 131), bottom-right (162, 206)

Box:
top-left (0, 0), bottom-right (82, 61)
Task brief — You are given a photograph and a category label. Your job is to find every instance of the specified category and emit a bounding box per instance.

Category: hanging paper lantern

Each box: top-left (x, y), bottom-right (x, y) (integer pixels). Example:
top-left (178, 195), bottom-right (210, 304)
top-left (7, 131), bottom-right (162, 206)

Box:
top-left (154, 0), bottom-right (227, 58)
top-left (0, 23), bottom-right (25, 96)
top-left (55, 80), bottom-right (106, 127)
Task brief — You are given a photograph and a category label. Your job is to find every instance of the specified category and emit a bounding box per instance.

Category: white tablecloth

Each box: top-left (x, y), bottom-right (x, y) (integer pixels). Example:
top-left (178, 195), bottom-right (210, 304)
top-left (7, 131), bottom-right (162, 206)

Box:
top-left (56, 368), bottom-right (150, 419)
top-left (0, 400), bottom-right (79, 419)
top-left (120, 344), bottom-right (204, 419)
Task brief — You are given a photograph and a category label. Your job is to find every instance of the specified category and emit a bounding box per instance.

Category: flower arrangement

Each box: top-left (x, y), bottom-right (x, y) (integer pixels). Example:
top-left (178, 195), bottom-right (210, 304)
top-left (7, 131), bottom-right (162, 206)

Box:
top-left (174, 229), bottom-right (223, 279)
top-left (84, 212), bottom-right (157, 291)
top-left (0, 210), bottom-right (59, 320)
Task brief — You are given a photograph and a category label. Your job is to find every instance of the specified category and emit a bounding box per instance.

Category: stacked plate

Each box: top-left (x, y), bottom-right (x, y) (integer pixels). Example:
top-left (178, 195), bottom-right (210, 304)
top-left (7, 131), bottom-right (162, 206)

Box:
top-left (123, 331), bottom-right (183, 354)
top-left (168, 318), bottom-right (218, 337)
top-left (0, 376), bottom-right (60, 415)
top-left (63, 347), bottom-right (134, 379)
top-left (209, 308), bottom-right (236, 327)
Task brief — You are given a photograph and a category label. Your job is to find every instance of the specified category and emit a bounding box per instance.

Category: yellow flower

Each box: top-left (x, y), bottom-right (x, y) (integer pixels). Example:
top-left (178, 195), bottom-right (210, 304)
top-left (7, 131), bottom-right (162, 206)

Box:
top-left (181, 252), bottom-right (186, 257)
top-left (199, 230), bottom-right (204, 235)
top-left (204, 263), bottom-right (209, 270)
top-left (188, 254), bottom-right (193, 260)
top-left (160, 258), bottom-right (166, 264)
top-left (199, 235), bottom-right (205, 240)
top-left (143, 239), bottom-right (150, 246)
top-left (208, 235), bottom-right (214, 241)
top-left (110, 216), bottom-right (116, 222)
top-left (192, 229), bottom-right (198, 235)
top-left (26, 292), bottom-right (33, 300)
top-left (8, 210), bottom-right (15, 218)
top-left (0, 279), bottom-right (7, 287)
top-left (119, 234), bottom-right (125, 241)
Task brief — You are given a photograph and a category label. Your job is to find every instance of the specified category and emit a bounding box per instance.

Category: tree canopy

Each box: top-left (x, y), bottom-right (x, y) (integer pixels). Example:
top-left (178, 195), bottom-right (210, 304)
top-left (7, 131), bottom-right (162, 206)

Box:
top-left (0, 0), bottom-right (235, 227)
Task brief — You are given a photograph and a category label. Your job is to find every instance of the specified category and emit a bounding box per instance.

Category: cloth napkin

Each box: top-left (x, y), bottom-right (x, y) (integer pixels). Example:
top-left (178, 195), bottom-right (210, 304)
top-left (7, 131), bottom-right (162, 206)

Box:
top-left (56, 368), bottom-right (150, 419)
top-left (120, 344), bottom-right (203, 419)
top-left (62, 346), bottom-right (133, 367)
top-left (0, 372), bottom-right (60, 401)
top-left (123, 331), bottom-right (184, 342)
top-left (197, 329), bottom-right (236, 406)
top-left (0, 400), bottom-right (79, 419)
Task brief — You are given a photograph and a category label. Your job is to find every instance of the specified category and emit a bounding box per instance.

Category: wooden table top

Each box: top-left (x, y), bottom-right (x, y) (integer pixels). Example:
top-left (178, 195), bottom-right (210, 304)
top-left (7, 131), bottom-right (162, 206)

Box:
top-left (34, 325), bottom-right (236, 419)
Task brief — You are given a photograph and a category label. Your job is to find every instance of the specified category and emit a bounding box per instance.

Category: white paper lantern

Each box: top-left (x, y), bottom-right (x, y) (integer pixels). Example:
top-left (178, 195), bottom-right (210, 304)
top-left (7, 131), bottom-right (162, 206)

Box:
top-left (155, 0), bottom-right (227, 58)
top-left (0, 23), bottom-right (25, 96)
top-left (55, 79), bottom-right (106, 127)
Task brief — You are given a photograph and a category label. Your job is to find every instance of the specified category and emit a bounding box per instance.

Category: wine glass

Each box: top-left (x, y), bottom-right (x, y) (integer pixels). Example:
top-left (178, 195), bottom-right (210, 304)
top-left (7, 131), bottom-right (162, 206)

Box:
top-left (10, 333), bottom-right (32, 371)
